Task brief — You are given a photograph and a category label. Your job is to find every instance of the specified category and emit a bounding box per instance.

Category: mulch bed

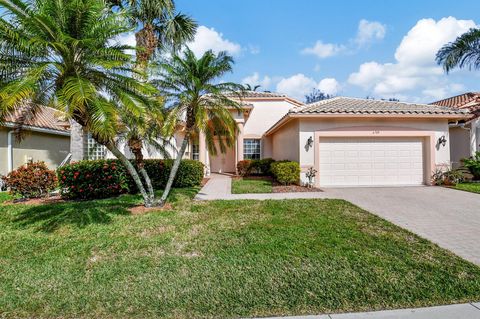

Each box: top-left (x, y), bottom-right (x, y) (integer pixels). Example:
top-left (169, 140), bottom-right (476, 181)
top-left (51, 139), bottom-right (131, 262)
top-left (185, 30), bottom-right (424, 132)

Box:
top-left (4, 195), bottom-right (66, 206)
top-left (273, 183), bottom-right (322, 193)
top-left (201, 178), bottom-right (210, 186)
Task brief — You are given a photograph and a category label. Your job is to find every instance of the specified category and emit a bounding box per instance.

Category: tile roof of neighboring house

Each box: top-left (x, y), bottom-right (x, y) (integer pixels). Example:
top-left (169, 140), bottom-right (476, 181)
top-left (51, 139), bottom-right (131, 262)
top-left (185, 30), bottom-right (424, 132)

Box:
top-left (3, 106), bottom-right (70, 134)
top-left (431, 92), bottom-right (480, 119)
top-left (290, 96), bottom-right (469, 115)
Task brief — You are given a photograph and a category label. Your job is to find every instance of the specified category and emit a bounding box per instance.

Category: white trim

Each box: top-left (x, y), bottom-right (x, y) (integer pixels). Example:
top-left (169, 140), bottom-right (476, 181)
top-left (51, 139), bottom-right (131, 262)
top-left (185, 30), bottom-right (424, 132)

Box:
top-left (2, 122), bottom-right (70, 136)
top-left (7, 130), bottom-right (14, 172)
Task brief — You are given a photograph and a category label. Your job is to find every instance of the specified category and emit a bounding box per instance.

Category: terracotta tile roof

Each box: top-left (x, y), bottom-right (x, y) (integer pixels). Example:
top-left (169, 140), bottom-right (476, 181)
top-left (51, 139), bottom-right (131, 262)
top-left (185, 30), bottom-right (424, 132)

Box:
top-left (3, 106), bottom-right (70, 133)
top-left (431, 92), bottom-right (480, 118)
top-left (290, 96), bottom-right (468, 115)
top-left (225, 91), bottom-right (289, 98)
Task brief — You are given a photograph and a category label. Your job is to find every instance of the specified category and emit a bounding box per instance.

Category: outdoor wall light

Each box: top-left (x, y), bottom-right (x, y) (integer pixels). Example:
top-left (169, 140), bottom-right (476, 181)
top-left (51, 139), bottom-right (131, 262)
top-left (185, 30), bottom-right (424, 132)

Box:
top-left (305, 136), bottom-right (313, 151)
top-left (437, 135), bottom-right (447, 148)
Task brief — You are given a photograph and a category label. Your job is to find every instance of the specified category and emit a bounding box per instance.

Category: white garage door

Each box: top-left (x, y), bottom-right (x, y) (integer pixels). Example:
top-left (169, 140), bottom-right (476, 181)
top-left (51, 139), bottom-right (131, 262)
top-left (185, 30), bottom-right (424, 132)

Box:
top-left (319, 137), bottom-right (424, 187)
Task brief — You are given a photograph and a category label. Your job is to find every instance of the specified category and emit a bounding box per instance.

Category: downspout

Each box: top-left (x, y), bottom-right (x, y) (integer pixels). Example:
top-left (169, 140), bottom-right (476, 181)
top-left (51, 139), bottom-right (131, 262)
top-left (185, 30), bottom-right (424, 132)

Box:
top-left (7, 130), bottom-right (14, 172)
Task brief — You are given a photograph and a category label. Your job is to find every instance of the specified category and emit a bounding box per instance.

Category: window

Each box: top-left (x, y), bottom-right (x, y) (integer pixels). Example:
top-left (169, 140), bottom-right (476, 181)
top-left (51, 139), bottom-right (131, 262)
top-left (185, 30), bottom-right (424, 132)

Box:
top-left (244, 139), bottom-right (261, 159)
top-left (87, 134), bottom-right (106, 160)
top-left (192, 144), bottom-right (199, 161)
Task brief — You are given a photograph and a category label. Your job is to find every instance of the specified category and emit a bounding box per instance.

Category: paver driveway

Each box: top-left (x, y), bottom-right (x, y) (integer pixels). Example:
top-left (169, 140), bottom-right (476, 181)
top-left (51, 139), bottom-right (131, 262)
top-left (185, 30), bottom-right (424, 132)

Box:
top-left (327, 186), bottom-right (480, 265)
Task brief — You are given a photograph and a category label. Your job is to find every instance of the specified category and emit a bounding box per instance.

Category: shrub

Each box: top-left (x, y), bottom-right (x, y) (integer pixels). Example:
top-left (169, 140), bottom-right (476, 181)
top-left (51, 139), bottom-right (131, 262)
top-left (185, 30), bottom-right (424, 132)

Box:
top-left (237, 160), bottom-right (252, 176)
top-left (58, 160), bottom-right (130, 200)
top-left (59, 159), bottom-right (204, 200)
top-left (161, 159), bottom-right (204, 188)
top-left (431, 166), bottom-right (465, 186)
top-left (462, 151), bottom-right (480, 180)
top-left (271, 161), bottom-right (300, 185)
top-left (2, 161), bottom-right (57, 198)
top-left (250, 158), bottom-right (275, 176)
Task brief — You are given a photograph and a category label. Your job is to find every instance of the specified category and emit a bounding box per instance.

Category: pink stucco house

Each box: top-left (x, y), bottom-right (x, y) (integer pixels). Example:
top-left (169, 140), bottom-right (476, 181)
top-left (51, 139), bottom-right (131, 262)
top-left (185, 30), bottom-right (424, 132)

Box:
top-left (184, 92), bottom-right (469, 188)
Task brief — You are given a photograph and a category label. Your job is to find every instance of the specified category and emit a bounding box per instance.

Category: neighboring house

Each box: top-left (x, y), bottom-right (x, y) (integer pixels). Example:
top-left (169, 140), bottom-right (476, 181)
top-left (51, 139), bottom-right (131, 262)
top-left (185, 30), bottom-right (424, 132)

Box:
top-left (70, 91), bottom-right (469, 188)
top-left (431, 92), bottom-right (480, 167)
top-left (0, 107), bottom-right (71, 176)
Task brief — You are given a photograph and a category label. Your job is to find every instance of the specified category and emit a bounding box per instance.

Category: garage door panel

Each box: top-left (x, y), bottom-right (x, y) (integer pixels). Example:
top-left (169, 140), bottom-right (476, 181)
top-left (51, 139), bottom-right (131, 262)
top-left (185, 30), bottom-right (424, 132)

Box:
top-left (319, 137), bottom-right (424, 187)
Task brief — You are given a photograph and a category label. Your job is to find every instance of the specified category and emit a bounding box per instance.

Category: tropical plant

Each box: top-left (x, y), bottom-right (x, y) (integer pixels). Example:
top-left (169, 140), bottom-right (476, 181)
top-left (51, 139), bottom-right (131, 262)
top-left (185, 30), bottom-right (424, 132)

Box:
top-left (436, 28), bottom-right (480, 72)
top-left (3, 161), bottom-right (57, 198)
top-left (0, 0), bottom-right (158, 206)
top-left (243, 84), bottom-right (261, 91)
top-left (462, 151), bottom-right (480, 180)
top-left (154, 48), bottom-right (244, 205)
top-left (108, 0), bottom-right (197, 68)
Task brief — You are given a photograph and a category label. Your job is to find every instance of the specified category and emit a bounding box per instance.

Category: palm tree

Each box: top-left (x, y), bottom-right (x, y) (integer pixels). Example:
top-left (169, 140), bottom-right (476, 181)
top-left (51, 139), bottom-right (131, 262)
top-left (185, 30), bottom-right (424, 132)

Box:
top-left (117, 100), bottom-right (175, 201)
top-left (436, 28), bottom-right (480, 72)
top-left (109, 0), bottom-right (197, 68)
top-left (155, 48), bottom-right (244, 205)
top-left (0, 0), bottom-right (158, 206)
top-left (244, 84), bottom-right (261, 91)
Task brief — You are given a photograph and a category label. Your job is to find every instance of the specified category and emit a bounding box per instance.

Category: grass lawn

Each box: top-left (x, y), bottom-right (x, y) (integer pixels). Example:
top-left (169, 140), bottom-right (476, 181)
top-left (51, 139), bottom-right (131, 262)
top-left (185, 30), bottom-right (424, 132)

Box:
top-left (231, 177), bottom-right (272, 194)
top-left (1, 189), bottom-right (480, 318)
top-left (454, 182), bottom-right (480, 194)
top-left (0, 192), bottom-right (12, 203)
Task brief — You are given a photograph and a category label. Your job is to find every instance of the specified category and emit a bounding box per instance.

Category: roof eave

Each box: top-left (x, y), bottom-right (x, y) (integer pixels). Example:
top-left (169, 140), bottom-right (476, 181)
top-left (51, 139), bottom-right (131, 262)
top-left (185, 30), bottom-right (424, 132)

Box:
top-left (2, 122), bottom-right (71, 136)
top-left (264, 112), bottom-right (472, 136)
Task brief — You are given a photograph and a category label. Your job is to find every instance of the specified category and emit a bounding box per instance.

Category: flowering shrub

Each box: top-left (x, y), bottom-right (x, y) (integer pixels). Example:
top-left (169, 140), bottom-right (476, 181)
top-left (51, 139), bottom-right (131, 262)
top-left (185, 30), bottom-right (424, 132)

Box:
top-left (2, 161), bottom-right (57, 198)
top-left (59, 159), bottom-right (204, 200)
top-left (58, 160), bottom-right (130, 200)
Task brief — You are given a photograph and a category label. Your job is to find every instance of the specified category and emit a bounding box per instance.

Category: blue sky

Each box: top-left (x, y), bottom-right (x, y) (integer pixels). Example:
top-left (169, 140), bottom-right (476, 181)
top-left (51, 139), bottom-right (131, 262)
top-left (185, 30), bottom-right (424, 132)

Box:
top-left (176, 0), bottom-right (480, 102)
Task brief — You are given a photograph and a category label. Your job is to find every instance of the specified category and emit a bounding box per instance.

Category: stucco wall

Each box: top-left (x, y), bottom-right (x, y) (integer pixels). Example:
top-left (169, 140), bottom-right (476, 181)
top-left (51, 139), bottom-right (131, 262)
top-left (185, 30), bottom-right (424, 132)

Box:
top-left (271, 119), bottom-right (299, 162)
top-left (243, 100), bottom-right (296, 138)
top-left (449, 126), bottom-right (471, 168)
top-left (0, 127), bottom-right (70, 176)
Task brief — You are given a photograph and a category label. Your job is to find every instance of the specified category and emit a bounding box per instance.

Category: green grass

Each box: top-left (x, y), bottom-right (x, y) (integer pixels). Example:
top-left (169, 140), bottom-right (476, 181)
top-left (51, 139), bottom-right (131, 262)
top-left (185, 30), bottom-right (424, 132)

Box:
top-left (0, 192), bottom-right (12, 203)
top-left (231, 177), bottom-right (272, 194)
top-left (0, 189), bottom-right (480, 318)
top-left (454, 182), bottom-right (480, 194)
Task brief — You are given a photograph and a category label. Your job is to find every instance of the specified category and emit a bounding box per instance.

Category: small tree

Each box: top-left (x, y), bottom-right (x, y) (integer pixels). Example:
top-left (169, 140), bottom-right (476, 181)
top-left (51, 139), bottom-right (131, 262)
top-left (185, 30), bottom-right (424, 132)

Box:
top-left (305, 89), bottom-right (332, 104)
top-left (155, 48), bottom-right (244, 205)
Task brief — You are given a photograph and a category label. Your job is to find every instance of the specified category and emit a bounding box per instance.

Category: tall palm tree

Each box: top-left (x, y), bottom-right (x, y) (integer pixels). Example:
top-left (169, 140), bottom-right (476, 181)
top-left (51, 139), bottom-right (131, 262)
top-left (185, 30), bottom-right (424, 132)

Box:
top-left (0, 0), bottom-right (158, 206)
top-left (436, 28), bottom-right (480, 72)
top-left (155, 48), bottom-right (244, 205)
top-left (107, 0), bottom-right (196, 197)
top-left (109, 0), bottom-right (197, 68)
top-left (244, 84), bottom-right (261, 91)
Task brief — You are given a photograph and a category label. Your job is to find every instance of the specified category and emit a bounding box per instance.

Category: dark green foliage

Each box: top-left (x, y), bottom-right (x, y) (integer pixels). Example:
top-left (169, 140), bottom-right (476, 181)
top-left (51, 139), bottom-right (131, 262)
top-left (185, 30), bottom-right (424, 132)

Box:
top-left (462, 151), bottom-right (480, 180)
top-left (58, 159), bottom-right (204, 199)
top-left (2, 162), bottom-right (57, 198)
top-left (58, 160), bottom-right (131, 200)
top-left (250, 158), bottom-right (276, 176)
top-left (271, 161), bottom-right (300, 185)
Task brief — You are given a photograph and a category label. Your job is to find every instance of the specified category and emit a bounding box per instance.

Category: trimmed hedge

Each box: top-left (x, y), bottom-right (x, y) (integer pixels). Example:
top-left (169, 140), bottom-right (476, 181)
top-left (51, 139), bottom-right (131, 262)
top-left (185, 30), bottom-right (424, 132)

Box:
top-left (58, 160), bottom-right (130, 200)
top-left (271, 161), bottom-right (300, 185)
top-left (236, 160), bottom-right (252, 177)
top-left (58, 159), bottom-right (204, 200)
top-left (250, 158), bottom-right (275, 176)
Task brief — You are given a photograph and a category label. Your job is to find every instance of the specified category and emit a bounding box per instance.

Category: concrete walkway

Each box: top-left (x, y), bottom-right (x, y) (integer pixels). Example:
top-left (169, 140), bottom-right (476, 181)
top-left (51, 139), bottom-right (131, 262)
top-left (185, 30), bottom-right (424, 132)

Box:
top-left (261, 302), bottom-right (480, 319)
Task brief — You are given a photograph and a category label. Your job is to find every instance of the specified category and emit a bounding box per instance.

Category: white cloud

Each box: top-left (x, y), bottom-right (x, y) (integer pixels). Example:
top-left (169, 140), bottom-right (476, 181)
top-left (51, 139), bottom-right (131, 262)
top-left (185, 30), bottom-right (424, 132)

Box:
top-left (275, 74), bottom-right (341, 100)
top-left (348, 17), bottom-right (476, 101)
top-left (241, 72), bottom-right (272, 89)
top-left (276, 74), bottom-right (317, 99)
top-left (355, 19), bottom-right (386, 45)
top-left (188, 25), bottom-right (241, 57)
top-left (318, 78), bottom-right (341, 95)
top-left (301, 41), bottom-right (345, 58)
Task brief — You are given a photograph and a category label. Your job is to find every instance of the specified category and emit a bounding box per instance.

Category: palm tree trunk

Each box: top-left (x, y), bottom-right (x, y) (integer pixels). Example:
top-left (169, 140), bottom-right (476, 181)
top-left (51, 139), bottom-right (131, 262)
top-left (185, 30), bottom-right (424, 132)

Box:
top-left (128, 137), bottom-right (155, 200)
top-left (159, 131), bottom-right (190, 206)
top-left (105, 141), bottom-right (153, 207)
